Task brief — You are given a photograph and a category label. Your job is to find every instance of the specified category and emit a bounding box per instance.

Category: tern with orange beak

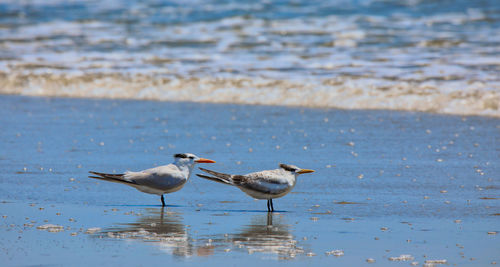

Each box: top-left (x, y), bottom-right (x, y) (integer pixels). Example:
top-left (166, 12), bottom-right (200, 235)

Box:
top-left (197, 163), bottom-right (314, 212)
top-left (89, 153), bottom-right (215, 206)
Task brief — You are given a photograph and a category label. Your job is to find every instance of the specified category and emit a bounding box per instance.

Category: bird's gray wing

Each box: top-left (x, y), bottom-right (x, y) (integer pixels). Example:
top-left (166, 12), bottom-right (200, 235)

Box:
top-left (123, 165), bottom-right (184, 189)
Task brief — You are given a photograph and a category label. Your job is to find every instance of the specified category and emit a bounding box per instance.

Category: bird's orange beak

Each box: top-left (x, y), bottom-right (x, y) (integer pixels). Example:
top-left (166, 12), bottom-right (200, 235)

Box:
top-left (195, 158), bottom-right (216, 163)
top-left (297, 169), bottom-right (315, 174)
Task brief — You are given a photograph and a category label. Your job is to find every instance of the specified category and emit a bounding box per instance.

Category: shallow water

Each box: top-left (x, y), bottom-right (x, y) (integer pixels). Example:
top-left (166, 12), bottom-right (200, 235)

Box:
top-left (0, 95), bottom-right (498, 266)
top-left (0, 0), bottom-right (499, 116)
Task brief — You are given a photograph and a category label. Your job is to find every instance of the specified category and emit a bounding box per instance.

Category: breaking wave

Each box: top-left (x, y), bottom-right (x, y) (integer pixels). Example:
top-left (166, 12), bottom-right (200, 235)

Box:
top-left (2, 72), bottom-right (498, 116)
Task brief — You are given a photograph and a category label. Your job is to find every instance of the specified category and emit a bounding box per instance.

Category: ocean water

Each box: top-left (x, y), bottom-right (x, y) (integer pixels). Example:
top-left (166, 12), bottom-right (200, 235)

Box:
top-left (0, 0), bottom-right (499, 116)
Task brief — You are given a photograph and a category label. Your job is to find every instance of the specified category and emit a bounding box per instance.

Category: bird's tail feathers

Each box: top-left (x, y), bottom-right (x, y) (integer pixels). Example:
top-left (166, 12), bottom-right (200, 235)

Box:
top-left (88, 171), bottom-right (136, 185)
top-left (198, 167), bottom-right (232, 180)
top-left (196, 174), bottom-right (233, 185)
top-left (89, 171), bottom-right (124, 179)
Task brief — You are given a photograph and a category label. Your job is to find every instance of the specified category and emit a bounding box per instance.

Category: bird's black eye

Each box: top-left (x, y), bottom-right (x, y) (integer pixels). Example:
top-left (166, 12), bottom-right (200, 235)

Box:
top-left (188, 156), bottom-right (194, 159)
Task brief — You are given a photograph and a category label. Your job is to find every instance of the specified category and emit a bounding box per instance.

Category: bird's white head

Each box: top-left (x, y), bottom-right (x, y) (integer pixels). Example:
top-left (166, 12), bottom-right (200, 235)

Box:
top-left (173, 153), bottom-right (216, 168)
top-left (279, 163), bottom-right (315, 176)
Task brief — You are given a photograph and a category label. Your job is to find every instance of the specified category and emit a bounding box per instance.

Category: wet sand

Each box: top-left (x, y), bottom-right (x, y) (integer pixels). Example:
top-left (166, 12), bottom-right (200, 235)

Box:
top-left (0, 95), bottom-right (498, 266)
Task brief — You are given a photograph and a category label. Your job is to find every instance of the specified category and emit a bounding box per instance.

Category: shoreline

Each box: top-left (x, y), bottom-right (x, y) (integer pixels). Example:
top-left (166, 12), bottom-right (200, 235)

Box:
top-left (0, 90), bottom-right (498, 118)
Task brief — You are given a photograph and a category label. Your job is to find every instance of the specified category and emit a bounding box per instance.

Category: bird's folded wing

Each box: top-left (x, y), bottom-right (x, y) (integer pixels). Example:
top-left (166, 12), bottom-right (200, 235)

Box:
top-left (125, 170), bottom-right (185, 189)
top-left (142, 164), bottom-right (178, 174)
top-left (237, 172), bottom-right (287, 185)
top-left (123, 171), bottom-right (157, 184)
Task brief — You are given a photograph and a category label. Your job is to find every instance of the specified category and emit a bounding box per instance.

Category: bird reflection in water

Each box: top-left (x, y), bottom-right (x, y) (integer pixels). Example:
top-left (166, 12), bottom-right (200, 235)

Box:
top-left (97, 209), bottom-right (304, 259)
top-left (226, 212), bottom-right (305, 259)
top-left (98, 207), bottom-right (198, 257)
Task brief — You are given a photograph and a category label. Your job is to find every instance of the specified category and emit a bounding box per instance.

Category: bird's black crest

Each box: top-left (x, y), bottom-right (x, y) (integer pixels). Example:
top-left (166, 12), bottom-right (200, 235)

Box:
top-left (174, 153), bottom-right (188, 158)
top-left (279, 163), bottom-right (297, 172)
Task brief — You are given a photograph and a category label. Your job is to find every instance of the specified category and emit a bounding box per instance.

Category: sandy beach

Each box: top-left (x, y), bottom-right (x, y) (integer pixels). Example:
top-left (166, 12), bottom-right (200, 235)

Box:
top-left (0, 95), bottom-right (498, 266)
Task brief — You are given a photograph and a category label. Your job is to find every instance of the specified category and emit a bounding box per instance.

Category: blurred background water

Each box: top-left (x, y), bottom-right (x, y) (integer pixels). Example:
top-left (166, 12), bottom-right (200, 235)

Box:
top-left (0, 0), bottom-right (499, 116)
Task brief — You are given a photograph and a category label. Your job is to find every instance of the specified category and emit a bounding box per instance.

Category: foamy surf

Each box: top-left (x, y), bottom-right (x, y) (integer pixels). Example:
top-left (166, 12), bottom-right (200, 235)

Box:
top-left (1, 72), bottom-right (498, 117)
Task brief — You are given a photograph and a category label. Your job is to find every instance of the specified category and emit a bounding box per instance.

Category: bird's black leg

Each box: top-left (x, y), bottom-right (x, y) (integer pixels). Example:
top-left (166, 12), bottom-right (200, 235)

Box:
top-left (270, 199), bottom-right (274, 212)
top-left (161, 195), bottom-right (166, 207)
top-left (267, 199), bottom-right (271, 212)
